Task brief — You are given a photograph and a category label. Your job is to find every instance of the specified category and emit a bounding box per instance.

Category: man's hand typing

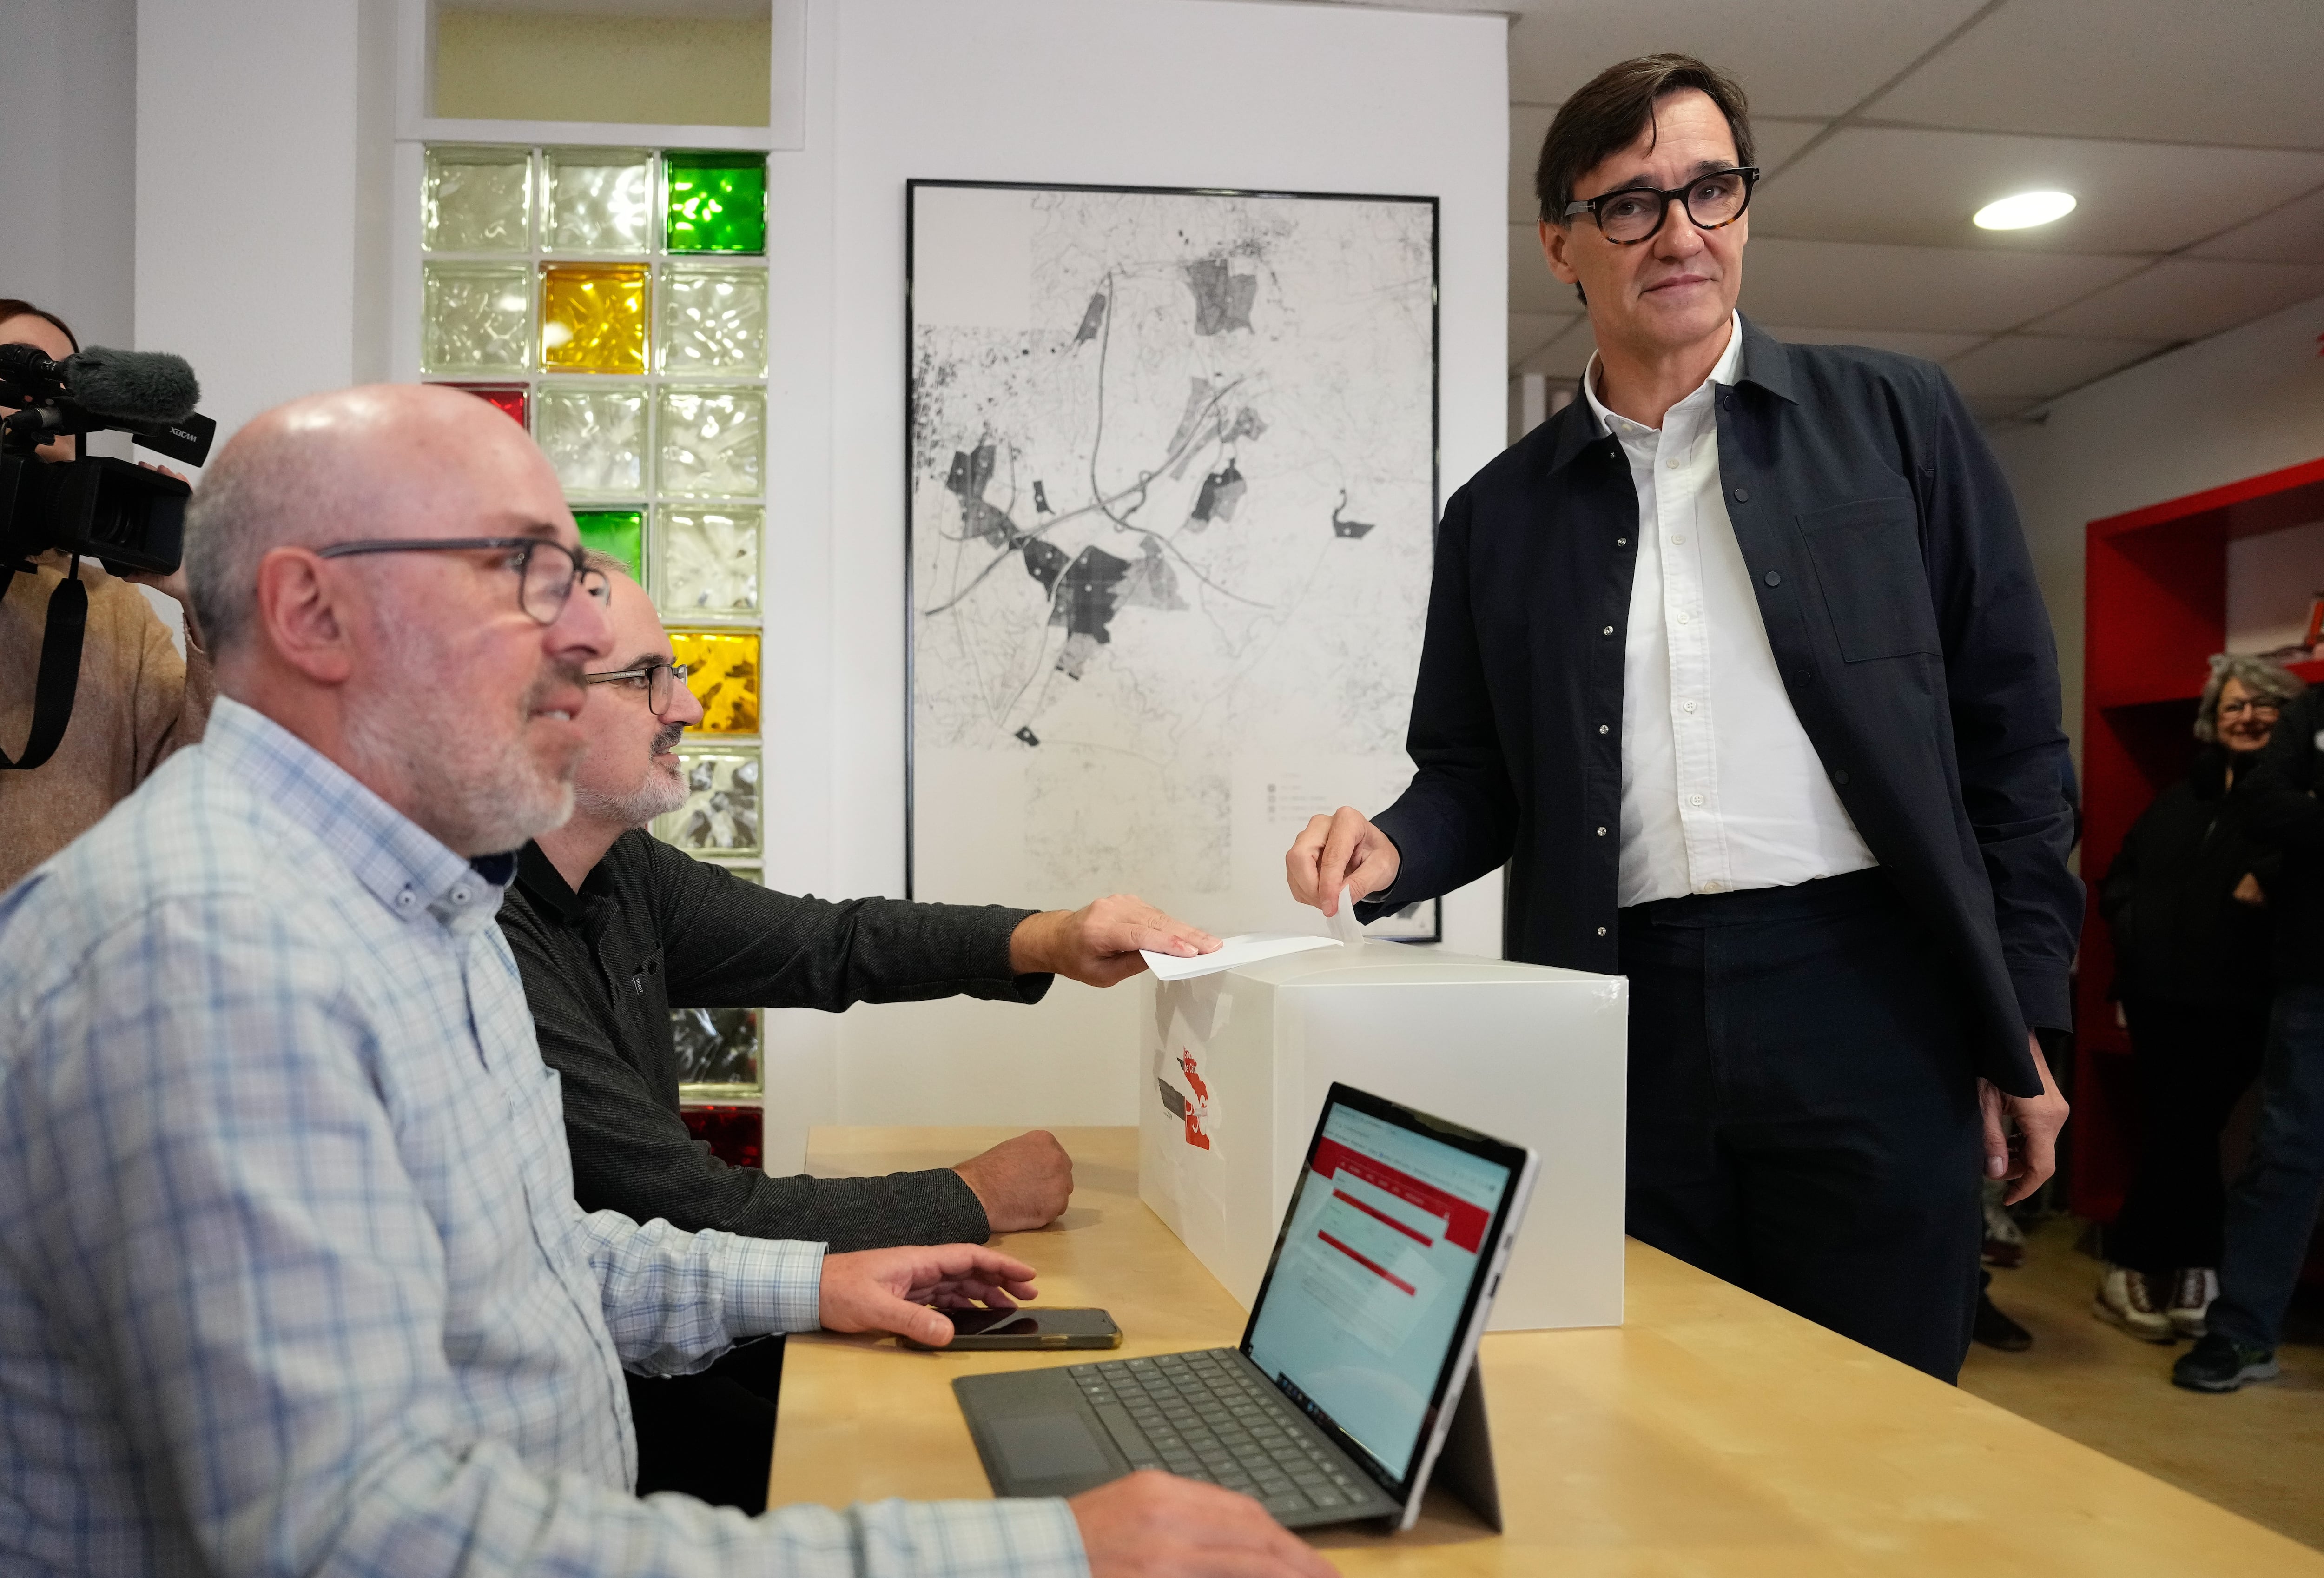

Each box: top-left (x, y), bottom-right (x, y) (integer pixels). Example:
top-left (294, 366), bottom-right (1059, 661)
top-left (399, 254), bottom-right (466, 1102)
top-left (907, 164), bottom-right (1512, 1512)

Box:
top-left (817, 1244), bottom-right (1039, 1349)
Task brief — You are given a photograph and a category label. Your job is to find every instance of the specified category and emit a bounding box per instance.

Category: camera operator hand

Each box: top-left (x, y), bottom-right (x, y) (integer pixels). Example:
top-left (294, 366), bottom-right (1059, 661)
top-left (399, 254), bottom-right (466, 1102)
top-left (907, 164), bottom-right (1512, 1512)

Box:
top-left (115, 463), bottom-right (198, 635)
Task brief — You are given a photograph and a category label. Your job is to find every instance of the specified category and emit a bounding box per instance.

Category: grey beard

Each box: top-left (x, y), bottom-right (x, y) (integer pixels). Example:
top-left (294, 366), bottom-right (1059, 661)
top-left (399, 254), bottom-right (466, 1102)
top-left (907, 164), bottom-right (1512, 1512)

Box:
top-left (574, 725), bottom-right (690, 829)
top-left (344, 630), bottom-right (582, 856)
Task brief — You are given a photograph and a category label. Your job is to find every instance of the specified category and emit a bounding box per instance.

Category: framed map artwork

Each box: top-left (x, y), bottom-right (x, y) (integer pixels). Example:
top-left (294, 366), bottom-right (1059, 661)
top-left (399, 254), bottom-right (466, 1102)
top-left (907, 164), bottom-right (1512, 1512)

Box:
top-left (906, 181), bottom-right (1439, 942)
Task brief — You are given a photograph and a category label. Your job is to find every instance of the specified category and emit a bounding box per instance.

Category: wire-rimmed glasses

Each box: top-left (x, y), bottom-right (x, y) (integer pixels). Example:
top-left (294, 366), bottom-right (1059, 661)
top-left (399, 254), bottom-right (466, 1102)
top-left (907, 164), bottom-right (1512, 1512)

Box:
top-left (585, 660), bottom-right (692, 713)
top-left (1563, 167), bottom-right (1759, 245)
top-left (315, 536), bottom-right (608, 624)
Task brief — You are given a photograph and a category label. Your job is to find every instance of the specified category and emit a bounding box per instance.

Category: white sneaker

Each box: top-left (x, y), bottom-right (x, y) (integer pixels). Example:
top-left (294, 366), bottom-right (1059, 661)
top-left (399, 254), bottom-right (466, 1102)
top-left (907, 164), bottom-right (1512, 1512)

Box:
top-left (2167, 1268), bottom-right (2218, 1340)
top-left (2093, 1265), bottom-right (2176, 1342)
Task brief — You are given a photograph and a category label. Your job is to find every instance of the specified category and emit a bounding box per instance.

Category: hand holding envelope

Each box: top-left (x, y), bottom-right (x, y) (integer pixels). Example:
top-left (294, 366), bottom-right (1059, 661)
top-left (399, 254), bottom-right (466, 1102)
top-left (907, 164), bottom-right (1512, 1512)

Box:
top-left (1140, 888), bottom-right (1366, 981)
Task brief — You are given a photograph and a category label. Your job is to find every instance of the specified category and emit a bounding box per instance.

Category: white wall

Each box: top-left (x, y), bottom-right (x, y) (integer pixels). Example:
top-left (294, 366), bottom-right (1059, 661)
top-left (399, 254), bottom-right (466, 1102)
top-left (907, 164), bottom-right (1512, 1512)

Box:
top-left (1991, 292), bottom-right (2324, 764)
top-left (805, 0), bottom-right (1509, 1144)
top-left (135, 0), bottom-right (376, 451)
top-left (0, 0), bottom-right (139, 353)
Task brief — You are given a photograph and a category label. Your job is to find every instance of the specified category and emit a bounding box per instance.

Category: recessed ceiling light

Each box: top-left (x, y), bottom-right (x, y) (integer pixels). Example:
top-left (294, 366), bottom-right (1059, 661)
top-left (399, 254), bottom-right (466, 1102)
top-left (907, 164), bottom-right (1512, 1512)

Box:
top-left (1974, 191), bottom-right (2077, 230)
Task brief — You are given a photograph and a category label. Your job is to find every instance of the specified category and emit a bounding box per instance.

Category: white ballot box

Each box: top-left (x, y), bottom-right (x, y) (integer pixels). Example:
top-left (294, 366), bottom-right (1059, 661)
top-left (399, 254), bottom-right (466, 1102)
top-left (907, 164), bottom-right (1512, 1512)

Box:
top-left (1141, 944), bottom-right (1626, 1331)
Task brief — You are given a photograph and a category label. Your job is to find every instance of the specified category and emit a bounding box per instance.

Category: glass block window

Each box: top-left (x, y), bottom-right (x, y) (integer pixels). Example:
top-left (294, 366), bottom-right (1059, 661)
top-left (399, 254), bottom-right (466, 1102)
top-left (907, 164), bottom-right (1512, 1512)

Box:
top-left (669, 629), bottom-right (760, 735)
top-left (574, 509), bottom-right (645, 580)
top-left (420, 140), bottom-right (770, 1101)
top-left (654, 748), bottom-right (761, 855)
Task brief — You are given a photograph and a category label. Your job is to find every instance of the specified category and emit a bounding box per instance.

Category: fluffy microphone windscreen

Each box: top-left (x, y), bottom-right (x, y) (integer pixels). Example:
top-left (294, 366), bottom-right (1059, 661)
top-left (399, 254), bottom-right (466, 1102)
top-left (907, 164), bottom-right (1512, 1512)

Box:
top-left (65, 347), bottom-right (201, 424)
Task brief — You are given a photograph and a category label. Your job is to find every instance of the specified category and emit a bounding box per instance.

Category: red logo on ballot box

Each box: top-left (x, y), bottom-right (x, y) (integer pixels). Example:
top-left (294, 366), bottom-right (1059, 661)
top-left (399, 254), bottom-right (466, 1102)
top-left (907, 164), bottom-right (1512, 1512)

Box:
top-left (1178, 1049), bottom-right (1211, 1150)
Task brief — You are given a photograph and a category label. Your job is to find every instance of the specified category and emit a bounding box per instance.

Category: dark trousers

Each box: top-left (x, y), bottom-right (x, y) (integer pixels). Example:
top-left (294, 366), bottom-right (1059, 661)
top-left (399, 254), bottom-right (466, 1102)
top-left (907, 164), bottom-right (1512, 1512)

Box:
top-left (2211, 984), bottom-right (2324, 1352)
top-left (2105, 998), bottom-right (2267, 1276)
top-left (627, 1334), bottom-right (786, 1512)
top-left (1620, 869), bottom-right (1985, 1382)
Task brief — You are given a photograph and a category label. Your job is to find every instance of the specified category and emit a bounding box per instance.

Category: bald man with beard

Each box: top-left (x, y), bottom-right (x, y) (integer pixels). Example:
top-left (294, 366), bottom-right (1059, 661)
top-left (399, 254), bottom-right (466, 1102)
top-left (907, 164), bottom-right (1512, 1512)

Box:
top-left (0, 384), bottom-right (1330, 1578)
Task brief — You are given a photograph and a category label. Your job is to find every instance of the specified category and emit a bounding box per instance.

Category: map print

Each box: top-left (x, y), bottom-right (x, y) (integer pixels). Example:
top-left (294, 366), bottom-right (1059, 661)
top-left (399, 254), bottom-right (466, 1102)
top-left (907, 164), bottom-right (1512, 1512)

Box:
top-left (908, 183), bottom-right (1436, 933)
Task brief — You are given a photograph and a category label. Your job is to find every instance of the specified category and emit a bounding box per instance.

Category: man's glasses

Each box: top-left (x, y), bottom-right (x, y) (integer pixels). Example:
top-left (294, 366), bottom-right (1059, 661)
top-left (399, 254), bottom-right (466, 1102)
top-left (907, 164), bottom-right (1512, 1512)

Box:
top-left (2218, 696), bottom-right (2283, 718)
top-left (315, 537), bottom-right (607, 624)
top-left (585, 661), bottom-right (691, 714)
top-left (1564, 167), bottom-right (1759, 246)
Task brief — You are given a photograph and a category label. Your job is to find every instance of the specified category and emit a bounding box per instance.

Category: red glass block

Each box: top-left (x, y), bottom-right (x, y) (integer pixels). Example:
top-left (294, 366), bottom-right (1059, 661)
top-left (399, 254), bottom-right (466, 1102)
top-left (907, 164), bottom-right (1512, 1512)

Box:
top-left (682, 1103), bottom-right (763, 1172)
top-left (444, 382), bottom-right (529, 427)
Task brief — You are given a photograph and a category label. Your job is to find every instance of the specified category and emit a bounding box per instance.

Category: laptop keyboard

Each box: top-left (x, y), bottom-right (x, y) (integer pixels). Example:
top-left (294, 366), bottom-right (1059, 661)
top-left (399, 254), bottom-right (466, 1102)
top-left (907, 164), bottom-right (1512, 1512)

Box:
top-left (1067, 1349), bottom-right (1373, 1518)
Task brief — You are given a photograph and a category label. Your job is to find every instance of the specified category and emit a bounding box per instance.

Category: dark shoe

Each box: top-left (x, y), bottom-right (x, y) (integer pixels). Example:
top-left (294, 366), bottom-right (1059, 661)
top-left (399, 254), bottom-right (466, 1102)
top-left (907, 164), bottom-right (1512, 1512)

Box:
top-left (2171, 1332), bottom-right (2280, 1392)
top-left (1973, 1292), bottom-right (2033, 1352)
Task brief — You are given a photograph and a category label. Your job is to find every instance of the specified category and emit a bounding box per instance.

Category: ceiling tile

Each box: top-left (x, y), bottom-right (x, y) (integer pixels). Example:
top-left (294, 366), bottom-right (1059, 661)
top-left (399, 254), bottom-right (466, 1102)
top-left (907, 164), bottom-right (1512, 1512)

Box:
top-left (1752, 127), bottom-right (2324, 254)
top-left (1757, 324), bottom-right (1987, 361)
top-left (1509, 310), bottom-right (1578, 368)
top-left (1514, 317), bottom-right (1596, 379)
top-left (1509, 224), bottom-right (1577, 313)
top-left (1504, 0), bottom-right (1990, 118)
top-left (1869, 0), bottom-right (2324, 150)
top-left (1511, 110), bottom-right (1824, 221)
top-left (2191, 185), bottom-right (2324, 264)
top-left (1736, 237), bottom-right (2145, 333)
top-left (2028, 258), bottom-right (2324, 341)
top-left (1940, 334), bottom-right (2166, 399)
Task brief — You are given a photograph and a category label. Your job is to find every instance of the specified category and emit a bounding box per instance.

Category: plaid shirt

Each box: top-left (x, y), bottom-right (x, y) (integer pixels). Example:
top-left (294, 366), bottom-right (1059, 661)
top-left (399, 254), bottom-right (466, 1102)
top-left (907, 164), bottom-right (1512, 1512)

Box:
top-left (0, 698), bottom-right (1085, 1578)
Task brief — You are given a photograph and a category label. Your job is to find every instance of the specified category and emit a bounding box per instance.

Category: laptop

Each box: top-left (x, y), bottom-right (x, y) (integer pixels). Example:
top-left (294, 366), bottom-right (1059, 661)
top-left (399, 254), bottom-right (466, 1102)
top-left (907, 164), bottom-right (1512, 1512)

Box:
top-left (953, 1082), bottom-right (1540, 1531)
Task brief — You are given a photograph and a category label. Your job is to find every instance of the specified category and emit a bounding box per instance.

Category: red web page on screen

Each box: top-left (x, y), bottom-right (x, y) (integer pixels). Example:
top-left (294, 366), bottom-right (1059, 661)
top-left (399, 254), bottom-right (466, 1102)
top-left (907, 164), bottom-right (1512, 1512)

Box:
top-left (1245, 1105), bottom-right (1511, 1481)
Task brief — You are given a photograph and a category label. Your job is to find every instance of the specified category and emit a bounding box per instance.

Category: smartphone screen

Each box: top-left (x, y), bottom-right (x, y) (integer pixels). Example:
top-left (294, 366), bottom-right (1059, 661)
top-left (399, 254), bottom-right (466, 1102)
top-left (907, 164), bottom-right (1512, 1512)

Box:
top-left (938, 1307), bottom-right (1117, 1338)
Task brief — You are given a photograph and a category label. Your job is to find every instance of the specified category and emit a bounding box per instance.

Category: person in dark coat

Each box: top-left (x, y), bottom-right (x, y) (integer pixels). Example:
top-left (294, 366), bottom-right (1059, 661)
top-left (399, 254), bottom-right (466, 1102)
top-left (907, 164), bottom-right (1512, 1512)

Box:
top-left (2177, 672), bottom-right (2324, 1390)
top-left (2096, 654), bottom-right (2303, 1342)
top-left (1286, 53), bottom-right (2078, 1384)
top-left (499, 560), bottom-right (1221, 1508)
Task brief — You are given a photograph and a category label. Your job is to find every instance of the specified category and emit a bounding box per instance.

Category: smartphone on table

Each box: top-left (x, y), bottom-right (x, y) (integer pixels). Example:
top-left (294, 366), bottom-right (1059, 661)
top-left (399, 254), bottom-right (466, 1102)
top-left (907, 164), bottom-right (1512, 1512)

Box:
top-left (900, 1307), bottom-right (1122, 1352)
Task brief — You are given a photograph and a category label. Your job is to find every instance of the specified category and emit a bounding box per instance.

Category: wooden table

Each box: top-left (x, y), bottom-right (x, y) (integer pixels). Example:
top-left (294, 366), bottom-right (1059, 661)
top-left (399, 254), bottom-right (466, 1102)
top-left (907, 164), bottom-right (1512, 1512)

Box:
top-left (772, 1127), bottom-right (2323, 1576)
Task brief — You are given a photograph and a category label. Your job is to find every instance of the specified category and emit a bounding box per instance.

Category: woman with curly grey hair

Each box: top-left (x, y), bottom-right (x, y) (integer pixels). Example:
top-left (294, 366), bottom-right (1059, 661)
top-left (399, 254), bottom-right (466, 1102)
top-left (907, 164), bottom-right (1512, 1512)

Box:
top-left (2096, 653), bottom-right (2305, 1342)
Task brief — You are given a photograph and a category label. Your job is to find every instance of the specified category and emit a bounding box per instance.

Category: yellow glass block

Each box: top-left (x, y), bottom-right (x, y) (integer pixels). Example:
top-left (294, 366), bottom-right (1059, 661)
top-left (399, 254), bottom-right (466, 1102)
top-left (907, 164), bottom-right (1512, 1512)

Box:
top-left (670, 629), bottom-right (760, 735)
top-left (541, 262), bottom-right (647, 374)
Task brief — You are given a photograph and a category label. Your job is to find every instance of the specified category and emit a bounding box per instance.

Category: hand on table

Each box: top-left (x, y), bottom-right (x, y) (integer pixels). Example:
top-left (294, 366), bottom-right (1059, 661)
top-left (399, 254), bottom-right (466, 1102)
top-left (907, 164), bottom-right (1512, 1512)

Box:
top-left (1072, 1471), bottom-right (1338, 1578)
top-left (1285, 807), bottom-right (1400, 917)
top-left (817, 1244), bottom-right (1037, 1349)
top-left (954, 1128), bottom-right (1075, 1232)
top-left (1010, 895), bottom-right (1219, 987)
top-left (1978, 1034), bottom-right (2069, 1207)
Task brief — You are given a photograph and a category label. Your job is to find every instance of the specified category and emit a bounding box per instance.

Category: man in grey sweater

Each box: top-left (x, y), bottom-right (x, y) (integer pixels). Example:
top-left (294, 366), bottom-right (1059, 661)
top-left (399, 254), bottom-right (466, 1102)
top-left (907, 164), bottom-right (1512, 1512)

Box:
top-left (499, 558), bottom-right (1218, 1507)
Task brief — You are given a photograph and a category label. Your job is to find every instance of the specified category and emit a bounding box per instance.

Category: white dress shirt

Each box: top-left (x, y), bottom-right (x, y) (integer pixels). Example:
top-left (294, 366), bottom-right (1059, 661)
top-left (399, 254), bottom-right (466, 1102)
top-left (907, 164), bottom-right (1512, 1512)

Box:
top-left (0, 697), bottom-right (1082, 1578)
top-left (1584, 314), bottom-right (1877, 908)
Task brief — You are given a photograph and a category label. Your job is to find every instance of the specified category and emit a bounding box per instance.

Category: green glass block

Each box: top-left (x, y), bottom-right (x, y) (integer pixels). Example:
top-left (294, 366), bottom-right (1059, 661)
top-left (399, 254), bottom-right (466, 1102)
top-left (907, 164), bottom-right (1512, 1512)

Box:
top-left (664, 150), bottom-right (767, 255)
top-left (574, 509), bottom-right (645, 581)
top-left (535, 383), bottom-right (647, 498)
top-left (421, 263), bottom-right (532, 374)
top-left (652, 748), bottom-right (760, 855)
top-left (423, 145), bottom-right (530, 253)
top-left (658, 265), bottom-right (768, 375)
top-left (658, 385), bottom-right (764, 498)
top-left (657, 504), bottom-right (759, 618)
top-left (544, 147), bottom-right (654, 254)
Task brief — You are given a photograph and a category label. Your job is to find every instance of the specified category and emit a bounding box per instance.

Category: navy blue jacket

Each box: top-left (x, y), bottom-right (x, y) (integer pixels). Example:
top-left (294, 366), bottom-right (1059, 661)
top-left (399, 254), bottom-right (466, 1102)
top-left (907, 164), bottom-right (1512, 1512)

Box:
top-left (1364, 317), bottom-right (2079, 1096)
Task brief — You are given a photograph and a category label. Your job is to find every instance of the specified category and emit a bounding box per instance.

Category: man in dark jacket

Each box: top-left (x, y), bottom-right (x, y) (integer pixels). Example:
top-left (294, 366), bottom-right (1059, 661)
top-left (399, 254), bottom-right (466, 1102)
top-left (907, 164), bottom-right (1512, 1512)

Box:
top-left (1287, 54), bottom-right (2077, 1382)
top-left (2178, 683), bottom-right (2324, 1390)
top-left (500, 561), bottom-right (1218, 1505)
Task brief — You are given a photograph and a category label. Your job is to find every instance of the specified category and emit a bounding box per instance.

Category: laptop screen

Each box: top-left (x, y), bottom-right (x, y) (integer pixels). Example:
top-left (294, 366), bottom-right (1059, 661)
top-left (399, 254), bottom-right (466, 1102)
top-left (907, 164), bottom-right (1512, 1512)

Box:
top-left (1241, 1090), bottom-right (1519, 1486)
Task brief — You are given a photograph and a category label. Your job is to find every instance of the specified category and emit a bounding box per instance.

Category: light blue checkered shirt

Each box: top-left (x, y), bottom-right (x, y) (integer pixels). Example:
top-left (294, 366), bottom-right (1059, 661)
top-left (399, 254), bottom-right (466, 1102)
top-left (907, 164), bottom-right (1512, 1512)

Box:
top-left (0, 697), bottom-right (1086, 1578)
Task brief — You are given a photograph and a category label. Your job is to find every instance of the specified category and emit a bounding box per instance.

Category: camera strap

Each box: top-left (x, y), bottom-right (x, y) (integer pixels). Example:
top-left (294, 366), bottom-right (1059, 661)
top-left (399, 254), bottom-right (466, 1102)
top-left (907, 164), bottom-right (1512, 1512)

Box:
top-left (0, 557), bottom-right (88, 772)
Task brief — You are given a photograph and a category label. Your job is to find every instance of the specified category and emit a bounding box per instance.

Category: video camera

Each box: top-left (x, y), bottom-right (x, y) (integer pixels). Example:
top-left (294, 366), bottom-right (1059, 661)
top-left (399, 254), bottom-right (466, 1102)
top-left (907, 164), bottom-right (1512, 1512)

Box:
top-left (0, 341), bottom-right (217, 770)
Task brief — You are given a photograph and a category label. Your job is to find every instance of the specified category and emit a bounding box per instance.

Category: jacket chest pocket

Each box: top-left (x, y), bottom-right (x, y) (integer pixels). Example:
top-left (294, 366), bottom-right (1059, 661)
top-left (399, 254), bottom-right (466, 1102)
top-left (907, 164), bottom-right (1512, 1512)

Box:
top-left (1798, 496), bottom-right (1941, 662)
top-left (620, 946), bottom-right (670, 1025)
